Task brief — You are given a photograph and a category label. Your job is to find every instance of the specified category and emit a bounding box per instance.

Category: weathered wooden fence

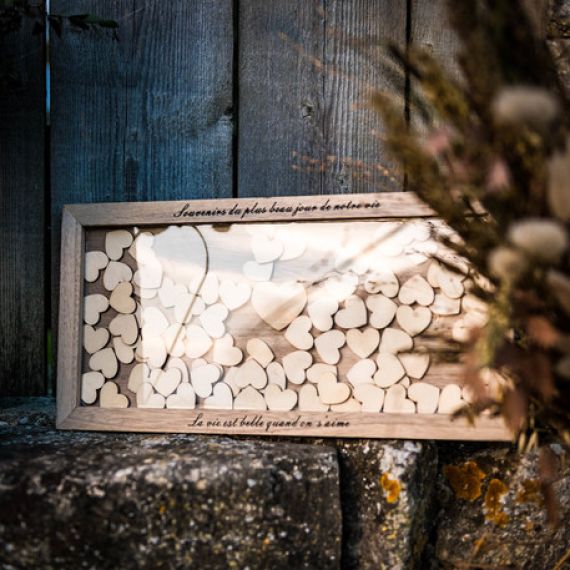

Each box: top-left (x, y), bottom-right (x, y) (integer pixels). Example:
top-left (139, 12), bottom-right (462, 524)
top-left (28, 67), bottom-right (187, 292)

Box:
top-left (0, 0), bottom-right (456, 396)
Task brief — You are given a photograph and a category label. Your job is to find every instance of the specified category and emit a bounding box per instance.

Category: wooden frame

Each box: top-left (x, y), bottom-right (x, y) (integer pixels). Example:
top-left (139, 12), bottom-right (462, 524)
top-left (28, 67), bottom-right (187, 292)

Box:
top-left (57, 192), bottom-right (511, 441)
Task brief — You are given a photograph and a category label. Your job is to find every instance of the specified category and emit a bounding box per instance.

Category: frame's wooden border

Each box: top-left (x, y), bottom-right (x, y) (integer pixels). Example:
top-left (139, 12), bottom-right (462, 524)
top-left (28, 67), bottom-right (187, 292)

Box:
top-left (57, 192), bottom-right (512, 441)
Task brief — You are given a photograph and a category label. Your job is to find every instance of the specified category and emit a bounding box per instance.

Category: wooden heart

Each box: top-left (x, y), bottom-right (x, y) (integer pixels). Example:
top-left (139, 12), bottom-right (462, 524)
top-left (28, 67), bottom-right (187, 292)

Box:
top-left (191, 362), bottom-right (223, 398)
top-left (315, 330), bottom-right (346, 365)
top-left (162, 323), bottom-right (186, 357)
top-left (103, 261), bottom-right (133, 292)
top-left (212, 334), bottom-right (243, 366)
top-left (396, 305), bottom-right (432, 336)
top-left (335, 295), bottom-right (367, 329)
top-left (166, 383), bottom-right (196, 409)
top-left (353, 384), bottom-right (384, 412)
top-left (366, 295), bottom-right (397, 329)
top-left (379, 328), bottom-right (413, 354)
top-left (128, 362), bottom-right (152, 392)
top-left (105, 230), bottom-right (133, 261)
top-left (109, 314), bottom-right (138, 345)
top-left (364, 270), bottom-right (399, 297)
top-left (109, 282), bottom-right (136, 314)
top-left (174, 292), bottom-right (205, 323)
top-left (243, 260), bottom-right (273, 282)
top-left (437, 384), bottom-right (463, 414)
top-left (166, 357), bottom-right (189, 383)
top-left (276, 229), bottom-right (306, 261)
top-left (100, 381), bottom-right (129, 408)
top-left (398, 275), bottom-right (434, 306)
top-left (85, 251), bottom-right (108, 283)
top-left (141, 307), bottom-right (169, 337)
top-left (83, 325), bottom-right (109, 354)
top-left (136, 382), bottom-right (165, 408)
top-left (199, 303), bottom-right (228, 338)
top-left (307, 297), bottom-right (338, 332)
top-left (346, 327), bottom-right (379, 358)
top-left (251, 282), bottom-right (307, 331)
top-left (399, 376), bottom-right (410, 389)
top-left (219, 280), bottom-right (251, 310)
top-left (128, 231), bottom-right (155, 264)
top-left (399, 352), bottom-right (430, 379)
top-left (264, 384), bottom-right (297, 411)
top-left (204, 382), bottom-right (233, 409)
top-left (408, 382), bottom-right (439, 413)
top-left (267, 361), bottom-right (286, 389)
top-left (331, 398), bottom-right (362, 412)
top-left (317, 373), bottom-right (350, 405)
top-left (374, 353), bottom-right (405, 388)
top-left (190, 273), bottom-right (219, 305)
top-left (252, 235), bottom-right (283, 263)
top-left (134, 285), bottom-right (157, 300)
top-left (282, 350), bottom-right (313, 384)
top-left (437, 264), bottom-right (466, 299)
top-left (235, 359), bottom-right (268, 390)
top-left (324, 273), bottom-right (358, 301)
top-left (158, 277), bottom-right (187, 308)
top-left (383, 384), bottom-right (415, 414)
top-left (84, 294), bottom-right (109, 325)
top-left (306, 363), bottom-right (337, 383)
top-left (246, 338), bottom-right (274, 368)
top-left (234, 386), bottom-right (267, 410)
top-left (222, 367), bottom-right (240, 397)
top-left (298, 384), bottom-right (329, 411)
top-left (347, 359), bottom-right (377, 387)
top-left (89, 347), bottom-right (118, 379)
top-left (285, 316), bottom-right (314, 350)
top-left (152, 368), bottom-right (182, 398)
top-left (430, 293), bottom-right (461, 316)
top-left (112, 337), bottom-right (135, 364)
top-left (137, 336), bottom-right (167, 368)
top-left (133, 259), bottom-right (163, 290)
top-left (81, 371), bottom-right (105, 404)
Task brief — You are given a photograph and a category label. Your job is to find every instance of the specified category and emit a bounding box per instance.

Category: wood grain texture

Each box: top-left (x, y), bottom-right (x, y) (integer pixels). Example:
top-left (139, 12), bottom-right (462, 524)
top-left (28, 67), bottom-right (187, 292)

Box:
top-left (0, 16), bottom-right (45, 395)
top-left (237, 0), bottom-right (407, 197)
top-left (50, 0), bottom-right (234, 357)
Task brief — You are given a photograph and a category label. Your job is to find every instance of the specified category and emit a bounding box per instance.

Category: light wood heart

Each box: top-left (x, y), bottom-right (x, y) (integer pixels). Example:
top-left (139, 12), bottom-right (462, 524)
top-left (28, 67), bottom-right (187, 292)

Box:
top-left (137, 336), bottom-right (167, 368)
top-left (383, 384), bottom-right (415, 414)
top-left (109, 314), bottom-right (138, 345)
top-left (396, 305), bottom-right (432, 336)
top-left (364, 271), bottom-right (399, 297)
top-left (162, 323), bottom-right (186, 357)
top-left (276, 229), bottom-right (306, 261)
top-left (84, 294), bottom-right (109, 325)
top-left (136, 382), bottom-right (165, 408)
top-left (100, 381), bottom-right (129, 408)
top-left (246, 338), bottom-right (274, 368)
top-left (251, 282), bottom-right (307, 331)
top-left (89, 347), bottom-right (118, 379)
top-left (166, 357), bottom-right (189, 383)
top-left (128, 362), bottom-right (152, 393)
top-left (318, 373), bottom-right (351, 405)
top-left (219, 280), bottom-right (251, 310)
top-left (113, 337), bottom-right (135, 364)
top-left (199, 303), bottom-right (228, 339)
top-left (335, 295), bottom-right (367, 329)
top-left (353, 384), bottom-right (385, 412)
top-left (314, 330), bottom-right (346, 364)
top-left (437, 265), bottom-right (466, 299)
top-left (191, 362), bottom-right (223, 398)
top-left (264, 384), bottom-right (297, 411)
top-left (128, 231), bottom-right (155, 264)
top-left (81, 371), bottom-right (105, 404)
top-left (190, 273), bottom-right (219, 305)
top-left (408, 382), bottom-right (439, 413)
top-left (85, 251), bottom-right (109, 283)
top-left (186, 325), bottom-right (213, 356)
top-left (141, 307), bottom-right (169, 337)
top-left (235, 359), bottom-right (268, 390)
top-left (379, 328), bottom-right (413, 354)
top-left (174, 292), bottom-right (205, 323)
top-left (158, 277), bottom-right (187, 308)
top-left (234, 386), bottom-right (267, 411)
top-left (204, 382), bottom-right (233, 409)
top-left (346, 327), bottom-right (379, 358)
top-left (222, 367), bottom-right (240, 397)
top-left (212, 334), bottom-right (243, 366)
top-left (133, 259), bottom-right (163, 290)
top-left (374, 353), bottom-right (405, 388)
top-left (109, 282), bottom-right (136, 314)
top-left (105, 230), bottom-right (133, 261)
top-left (324, 273), bottom-right (358, 301)
top-left (152, 368), bottom-right (182, 398)
top-left (331, 398), bottom-right (362, 412)
top-left (267, 361), bottom-right (286, 389)
top-left (399, 352), bottom-right (430, 379)
top-left (398, 275), bottom-right (434, 306)
top-left (285, 316), bottom-right (314, 350)
top-left (306, 363), bottom-right (337, 383)
top-left (252, 235), bottom-right (283, 263)
top-left (134, 284), bottom-right (157, 300)
top-left (347, 359), bottom-right (376, 387)
top-left (298, 384), bottom-right (329, 411)
top-left (430, 293), bottom-right (461, 315)
top-left (83, 325), bottom-right (109, 354)
top-left (307, 297), bottom-right (338, 332)
top-left (103, 261), bottom-right (133, 292)
top-left (366, 295), bottom-right (397, 329)
top-left (166, 383), bottom-right (196, 409)
top-left (282, 350), bottom-right (313, 384)
top-left (437, 384), bottom-right (463, 414)
top-left (243, 260), bottom-right (273, 282)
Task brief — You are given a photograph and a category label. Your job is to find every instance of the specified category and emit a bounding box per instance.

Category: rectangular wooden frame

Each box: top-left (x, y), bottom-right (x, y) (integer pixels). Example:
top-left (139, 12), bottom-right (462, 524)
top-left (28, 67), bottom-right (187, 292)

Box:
top-left (57, 192), bottom-right (511, 441)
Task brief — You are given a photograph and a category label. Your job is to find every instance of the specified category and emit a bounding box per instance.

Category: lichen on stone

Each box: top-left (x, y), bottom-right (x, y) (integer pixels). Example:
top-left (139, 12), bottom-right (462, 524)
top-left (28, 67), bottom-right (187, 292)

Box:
top-left (443, 460), bottom-right (487, 501)
top-left (484, 478), bottom-right (510, 527)
top-left (516, 478), bottom-right (543, 506)
top-left (380, 473), bottom-right (402, 504)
